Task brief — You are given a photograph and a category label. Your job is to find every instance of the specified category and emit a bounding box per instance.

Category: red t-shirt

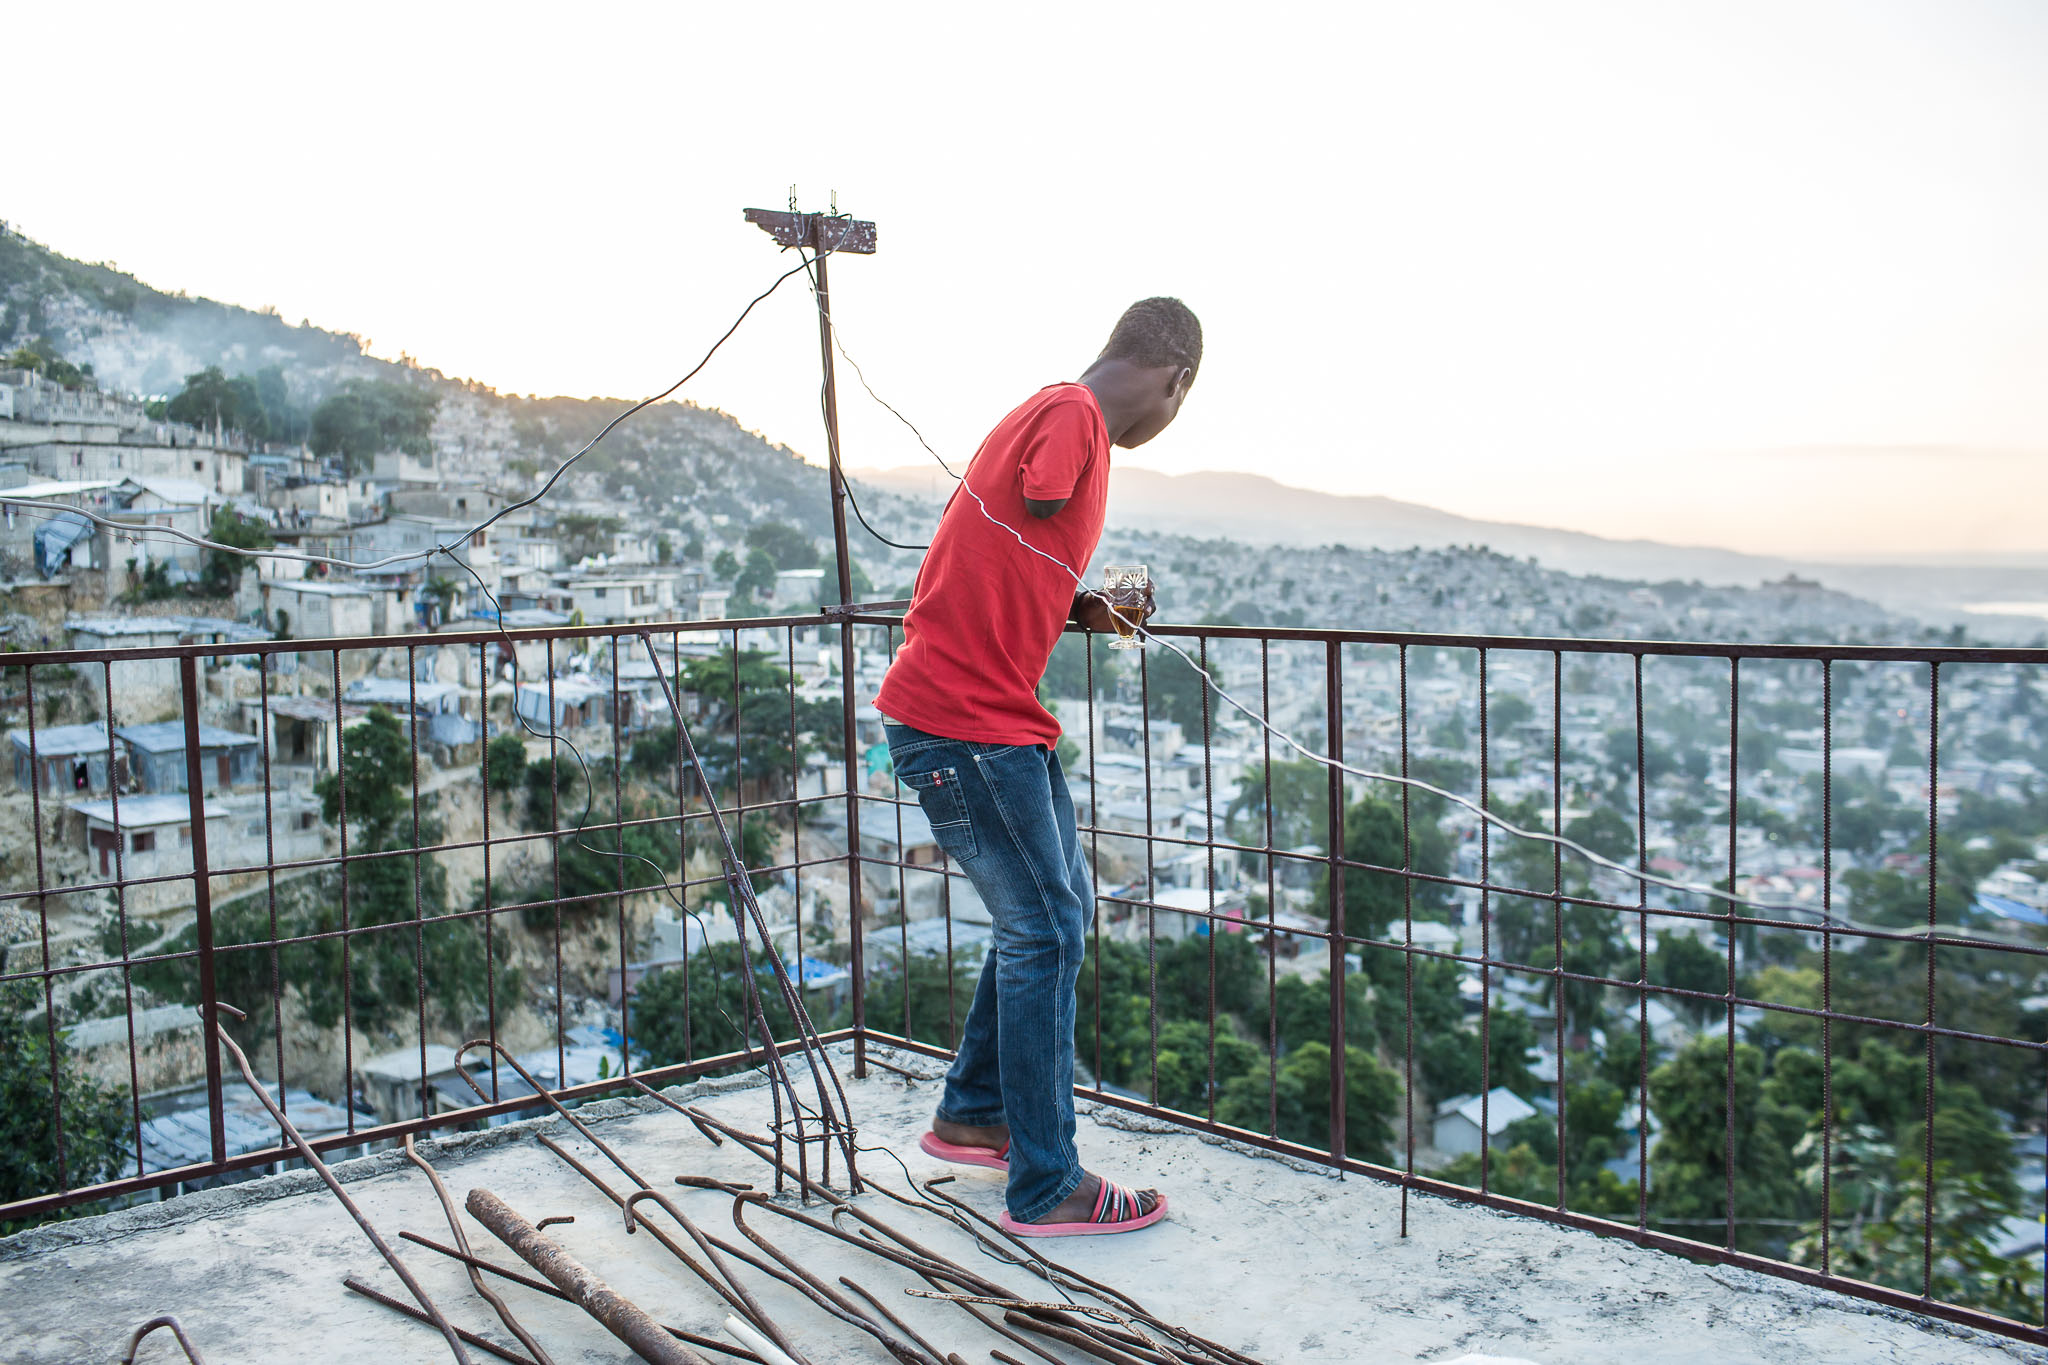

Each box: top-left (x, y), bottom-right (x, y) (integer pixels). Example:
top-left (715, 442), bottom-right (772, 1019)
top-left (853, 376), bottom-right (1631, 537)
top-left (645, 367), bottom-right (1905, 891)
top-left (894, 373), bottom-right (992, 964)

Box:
top-left (875, 383), bottom-right (1109, 747)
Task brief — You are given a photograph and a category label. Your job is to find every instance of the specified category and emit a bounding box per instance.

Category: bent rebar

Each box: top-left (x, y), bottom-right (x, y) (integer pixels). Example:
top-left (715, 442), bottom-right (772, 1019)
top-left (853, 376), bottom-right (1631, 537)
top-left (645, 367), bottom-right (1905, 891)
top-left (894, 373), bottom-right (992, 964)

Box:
top-left (115, 1315), bottom-right (206, 1365)
top-left (403, 1136), bottom-right (557, 1365)
top-left (466, 1186), bottom-right (709, 1365)
top-left (209, 1003), bottom-right (472, 1364)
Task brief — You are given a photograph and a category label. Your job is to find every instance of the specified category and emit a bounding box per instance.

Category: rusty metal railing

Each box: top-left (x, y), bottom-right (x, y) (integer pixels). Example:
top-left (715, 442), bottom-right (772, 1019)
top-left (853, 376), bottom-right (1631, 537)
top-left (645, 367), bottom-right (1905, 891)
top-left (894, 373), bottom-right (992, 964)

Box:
top-left (846, 612), bottom-right (2048, 1348)
top-left (4, 609), bottom-right (2046, 1348)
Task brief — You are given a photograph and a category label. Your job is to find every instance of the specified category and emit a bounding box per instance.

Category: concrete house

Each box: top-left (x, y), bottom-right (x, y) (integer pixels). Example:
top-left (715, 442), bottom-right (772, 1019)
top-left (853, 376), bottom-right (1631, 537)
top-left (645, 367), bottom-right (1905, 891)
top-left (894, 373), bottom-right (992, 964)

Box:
top-left (514, 675), bottom-right (609, 733)
top-left (555, 573), bottom-right (674, 625)
top-left (66, 617), bottom-right (188, 718)
top-left (242, 696), bottom-right (370, 778)
top-left (70, 793), bottom-right (225, 879)
top-left (1433, 1086), bottom-right (1539, 1158)
top-left (261, 579), bottom-right (375, 640)
top-left (113, 722), bottom-right (261, 794)
top-left (11, 722), bottom-right (116, 795)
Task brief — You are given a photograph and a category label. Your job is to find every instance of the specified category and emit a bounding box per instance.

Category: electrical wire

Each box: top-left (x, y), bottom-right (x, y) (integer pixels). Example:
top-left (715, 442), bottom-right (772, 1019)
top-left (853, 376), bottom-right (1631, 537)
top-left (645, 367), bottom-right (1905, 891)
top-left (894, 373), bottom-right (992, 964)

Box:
top-left (2, 255), bottom-right (818, 575)
top-left (11, 230), bottom-right (2018, 953)
top-left (450, 551), bottom-right (832, 1097)
top-left (790, 243), bottom-right (926, 553)
top-left (812, 305), bottom-right (2032, 951)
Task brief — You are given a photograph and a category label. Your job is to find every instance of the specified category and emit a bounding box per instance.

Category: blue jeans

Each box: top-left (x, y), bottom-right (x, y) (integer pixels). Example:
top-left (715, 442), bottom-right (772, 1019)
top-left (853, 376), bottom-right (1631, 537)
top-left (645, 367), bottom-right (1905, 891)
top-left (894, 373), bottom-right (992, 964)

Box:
top-left (884, 721), bottom-right (1092, 1222)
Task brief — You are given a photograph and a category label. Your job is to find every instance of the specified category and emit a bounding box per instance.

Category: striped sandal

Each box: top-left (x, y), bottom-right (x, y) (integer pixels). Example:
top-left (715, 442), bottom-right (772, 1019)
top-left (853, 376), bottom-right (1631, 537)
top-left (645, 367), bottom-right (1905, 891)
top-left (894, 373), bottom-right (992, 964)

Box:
top-left (998, 1178), bottom-right (1168, 1239)
top-left (918, 1130), bottom-right (1011, 1172)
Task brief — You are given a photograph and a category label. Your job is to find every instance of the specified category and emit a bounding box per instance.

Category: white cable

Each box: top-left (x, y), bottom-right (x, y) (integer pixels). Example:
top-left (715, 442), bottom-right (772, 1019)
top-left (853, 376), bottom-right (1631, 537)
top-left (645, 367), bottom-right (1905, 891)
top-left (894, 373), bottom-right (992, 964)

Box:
top-left (818, 304), bottom-right (2025, 951)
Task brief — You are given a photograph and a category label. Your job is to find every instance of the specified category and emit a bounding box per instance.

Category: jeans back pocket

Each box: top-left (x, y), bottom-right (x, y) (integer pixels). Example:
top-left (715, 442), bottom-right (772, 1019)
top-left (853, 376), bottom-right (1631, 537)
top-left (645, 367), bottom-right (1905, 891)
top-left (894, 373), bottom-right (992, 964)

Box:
top-left (898, 765), bottom-right (979, 861)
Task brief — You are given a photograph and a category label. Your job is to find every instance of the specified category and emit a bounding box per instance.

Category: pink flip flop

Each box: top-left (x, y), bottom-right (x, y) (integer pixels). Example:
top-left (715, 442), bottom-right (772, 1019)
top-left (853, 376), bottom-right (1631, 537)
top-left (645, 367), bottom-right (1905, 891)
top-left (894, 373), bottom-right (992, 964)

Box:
top-left (918, 1131), bottom-right (1010, 1172)
top-left (997, 1179), bottom-right (1167, 1238)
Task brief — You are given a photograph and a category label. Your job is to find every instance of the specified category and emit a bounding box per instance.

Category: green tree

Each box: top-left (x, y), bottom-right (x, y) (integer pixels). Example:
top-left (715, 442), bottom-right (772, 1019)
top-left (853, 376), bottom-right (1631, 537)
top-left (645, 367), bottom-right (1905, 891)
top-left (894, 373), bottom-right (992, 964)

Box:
top-left (309, 379), bottom-right (440, 473)
top-left (1490, 692), bottom-right (1535, 731)
top-left (1315, 791), bottom-right (1455, 940)
top-left (860, 950), bottom-right (983, 1050)
top-left (8, 339), bottom-right (87, 387)
top-left (250, 364), bottom-right (303, 443)
top-left (304, 709), bottom-right (512, 1032)
top-left (1647, 1036), bottom-right (1812, 1252)
top-left (0, 981), bottom-right (132, 1228)
top-left (1793, 1124), bottom-right (2037, 1320)
top-left (166, 366), bottom-right (267, 440)
top-left (1145, 647), bottom-right (1215, 737)
top-left (633, 940), bottom-right (850, 1068)
top-left (1565, 806), bottom-right (1636, 865)
top-left (485, 734), bottom-right (527, 813)
top-left (678, 649), bottom-right (841, 799)
top-left (1650, 931), bottom-right (1725, 1028)
top-left (1221, 1042), bottom-right (1400, 1165)
top-left (554, 513), bottom-right (622, 563)
top-left (1441, 1063), bottom-right (1639, 1217)
top-left (200, 507), bottom-right (274, 597)
top-left (1038, 633), bottom-right (1123, 708)
top-left (731, 548), bottom-right (777, 611)
top-left (744, 521), bottom-right (820, 570)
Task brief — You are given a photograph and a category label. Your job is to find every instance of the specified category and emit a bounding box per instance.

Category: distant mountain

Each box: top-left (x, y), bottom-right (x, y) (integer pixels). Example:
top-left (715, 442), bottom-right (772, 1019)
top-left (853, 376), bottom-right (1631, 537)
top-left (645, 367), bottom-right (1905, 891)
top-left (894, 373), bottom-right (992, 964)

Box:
top-left (849, 463), bottom-right (2048, 636)
top-left (855, 464), bottom-right (1797, 577)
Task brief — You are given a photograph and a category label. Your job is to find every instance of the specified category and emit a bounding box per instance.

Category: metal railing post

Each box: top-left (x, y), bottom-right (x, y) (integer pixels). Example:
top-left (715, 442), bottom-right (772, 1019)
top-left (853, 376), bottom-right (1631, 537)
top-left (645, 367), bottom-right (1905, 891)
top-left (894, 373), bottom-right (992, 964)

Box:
top-left (1324, 641), bottom-right (1347, 1161)
top-left (179, 655), bottom-right (228, 1165)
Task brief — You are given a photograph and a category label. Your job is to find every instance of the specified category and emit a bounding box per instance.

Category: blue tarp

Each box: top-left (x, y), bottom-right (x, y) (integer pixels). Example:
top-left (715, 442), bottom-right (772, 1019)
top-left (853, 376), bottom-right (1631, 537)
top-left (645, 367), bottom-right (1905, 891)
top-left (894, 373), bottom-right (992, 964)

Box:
top-left (1976, 894), bottom-right (2048, 927)
top-left (32, 510), bottom-right (89, 577)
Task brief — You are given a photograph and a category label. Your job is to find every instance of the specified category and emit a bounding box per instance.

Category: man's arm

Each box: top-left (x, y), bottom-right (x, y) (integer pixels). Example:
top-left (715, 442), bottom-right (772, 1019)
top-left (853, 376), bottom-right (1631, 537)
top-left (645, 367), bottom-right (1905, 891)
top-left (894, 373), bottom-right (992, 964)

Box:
top-left (1070, 581), bottom-right (1157, 632)
top-left (1024, 496), bottom-right (1067, 519)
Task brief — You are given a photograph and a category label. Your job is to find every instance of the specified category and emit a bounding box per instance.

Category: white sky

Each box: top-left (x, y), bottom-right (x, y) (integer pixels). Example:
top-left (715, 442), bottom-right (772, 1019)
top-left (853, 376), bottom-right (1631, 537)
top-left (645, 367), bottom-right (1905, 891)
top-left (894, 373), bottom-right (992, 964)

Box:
top-left (10, 2), bottom-right (2048, 559)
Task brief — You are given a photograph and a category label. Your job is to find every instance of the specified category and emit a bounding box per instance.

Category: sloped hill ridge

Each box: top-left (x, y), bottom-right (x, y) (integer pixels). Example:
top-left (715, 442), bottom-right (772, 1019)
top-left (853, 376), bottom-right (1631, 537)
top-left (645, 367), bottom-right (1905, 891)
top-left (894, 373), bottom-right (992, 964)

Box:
top-left (0, 223), bottom-right (931, 562)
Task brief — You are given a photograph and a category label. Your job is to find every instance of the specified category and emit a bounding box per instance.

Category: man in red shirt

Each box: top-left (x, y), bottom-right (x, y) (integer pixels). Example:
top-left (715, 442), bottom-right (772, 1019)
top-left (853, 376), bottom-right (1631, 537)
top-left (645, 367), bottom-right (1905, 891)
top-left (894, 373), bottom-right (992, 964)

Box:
top-left (877, 298), bottom-right (1201, 1236)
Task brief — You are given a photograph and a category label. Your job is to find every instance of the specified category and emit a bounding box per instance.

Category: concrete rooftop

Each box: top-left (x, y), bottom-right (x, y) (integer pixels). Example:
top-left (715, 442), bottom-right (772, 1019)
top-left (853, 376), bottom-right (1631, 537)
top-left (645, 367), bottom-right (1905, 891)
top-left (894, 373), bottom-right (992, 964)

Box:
top-left (1, 1047), bottom-right (2035, 1365)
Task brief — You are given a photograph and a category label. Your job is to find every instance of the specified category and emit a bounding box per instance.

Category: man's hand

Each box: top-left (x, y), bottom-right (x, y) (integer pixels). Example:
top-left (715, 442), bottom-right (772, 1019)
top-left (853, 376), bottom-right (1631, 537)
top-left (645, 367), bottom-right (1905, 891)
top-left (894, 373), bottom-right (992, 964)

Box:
top-left (1071, 580), bottom-right (1157, 635)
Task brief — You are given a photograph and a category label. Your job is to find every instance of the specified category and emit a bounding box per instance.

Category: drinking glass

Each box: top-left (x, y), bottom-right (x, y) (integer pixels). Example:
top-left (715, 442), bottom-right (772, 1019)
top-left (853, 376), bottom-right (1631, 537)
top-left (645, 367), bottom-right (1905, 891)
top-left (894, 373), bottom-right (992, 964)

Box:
top-left (1102, 564), bottom-right (1149, 651)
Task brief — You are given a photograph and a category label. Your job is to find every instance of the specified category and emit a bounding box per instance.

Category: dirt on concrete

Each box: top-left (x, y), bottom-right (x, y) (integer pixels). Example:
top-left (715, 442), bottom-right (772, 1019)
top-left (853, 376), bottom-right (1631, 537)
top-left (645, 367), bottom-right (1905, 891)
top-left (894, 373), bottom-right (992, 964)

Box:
top-left (0, 1048), bottom-right (2035, 1365)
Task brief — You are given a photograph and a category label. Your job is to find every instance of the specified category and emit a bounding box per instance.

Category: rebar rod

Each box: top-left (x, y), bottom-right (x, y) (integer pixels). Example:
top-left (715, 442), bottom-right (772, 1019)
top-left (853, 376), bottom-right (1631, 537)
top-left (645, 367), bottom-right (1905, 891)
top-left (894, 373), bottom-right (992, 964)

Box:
top-left (533, 1133), bottom-right (809, 1364)
top-left (342, 1278), bottom-right (535, 1365)
top-left (837, 1277), bottom-right (952, 1362)
top-left (396, 1233), bottom-right (763, 1362)
top-left (729, 1195), bottom-right (942, 1365)
top-left (622, 1188), bottom-right (811, 1365)
top-left (912, 1293), bottom-right (1184, 1365)
top-left (115, 1315), bottom-right (207, 1365)
top-left (636, 635), bottom-right (862, 1194)
top-left (466, 1187), bottom-right (710, 1365)
top-left (209, 1004), bottom-right (472, 1364)
top-left (684, 1105), bottom-right (1255, 1365)
top-left (404, 1137), bottom-right (558, 1365)
top-left (902, 1262), bottom-right (1064, 1365)
top-left (1004, 1312), bottom-right (1161, 1365)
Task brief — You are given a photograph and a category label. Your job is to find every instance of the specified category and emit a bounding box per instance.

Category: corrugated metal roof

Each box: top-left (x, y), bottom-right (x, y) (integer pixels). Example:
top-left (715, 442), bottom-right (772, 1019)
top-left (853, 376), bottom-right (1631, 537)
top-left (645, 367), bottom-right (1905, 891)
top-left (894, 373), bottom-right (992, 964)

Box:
top-left (8, 722), bottom-right (111, 756)
top-left (114, 721), bottom-right (261, 752)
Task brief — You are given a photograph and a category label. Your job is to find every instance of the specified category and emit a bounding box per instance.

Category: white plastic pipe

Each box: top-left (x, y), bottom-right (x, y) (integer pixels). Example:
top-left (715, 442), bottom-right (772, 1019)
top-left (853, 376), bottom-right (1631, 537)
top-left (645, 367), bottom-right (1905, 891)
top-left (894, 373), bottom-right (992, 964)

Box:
top-left (722, 1314), bottom-right (800, 1365)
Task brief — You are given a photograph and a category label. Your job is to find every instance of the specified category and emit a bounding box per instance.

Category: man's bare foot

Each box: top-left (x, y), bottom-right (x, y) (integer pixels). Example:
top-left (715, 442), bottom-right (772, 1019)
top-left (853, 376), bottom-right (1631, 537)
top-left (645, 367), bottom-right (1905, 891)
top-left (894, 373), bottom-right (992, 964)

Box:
top-left (932, 1115), bottom-right (1009, 1153)
top-left (1031, 1171), bottom-right (1161, 1225)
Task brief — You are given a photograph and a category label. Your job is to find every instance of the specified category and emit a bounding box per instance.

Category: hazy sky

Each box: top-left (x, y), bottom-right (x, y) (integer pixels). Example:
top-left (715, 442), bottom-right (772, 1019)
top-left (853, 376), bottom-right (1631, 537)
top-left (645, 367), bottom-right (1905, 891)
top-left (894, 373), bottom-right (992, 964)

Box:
top-left (10, 2), bottom-right (2048, 558)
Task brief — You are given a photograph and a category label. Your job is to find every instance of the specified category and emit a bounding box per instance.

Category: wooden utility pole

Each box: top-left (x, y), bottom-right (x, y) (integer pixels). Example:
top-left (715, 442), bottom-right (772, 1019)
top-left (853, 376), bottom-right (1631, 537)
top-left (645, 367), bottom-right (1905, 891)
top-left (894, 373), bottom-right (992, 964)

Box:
top-left (744, 204), bottom-right (879, 1077)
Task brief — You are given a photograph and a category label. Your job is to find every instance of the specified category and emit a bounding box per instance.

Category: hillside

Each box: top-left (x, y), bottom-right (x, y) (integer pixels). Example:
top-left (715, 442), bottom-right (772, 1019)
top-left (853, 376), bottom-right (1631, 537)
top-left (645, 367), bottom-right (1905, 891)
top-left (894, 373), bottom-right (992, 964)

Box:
top-left (0, 222), bottom-right (930, 584)
top-left (7, 220), bottom-right (2034, 638)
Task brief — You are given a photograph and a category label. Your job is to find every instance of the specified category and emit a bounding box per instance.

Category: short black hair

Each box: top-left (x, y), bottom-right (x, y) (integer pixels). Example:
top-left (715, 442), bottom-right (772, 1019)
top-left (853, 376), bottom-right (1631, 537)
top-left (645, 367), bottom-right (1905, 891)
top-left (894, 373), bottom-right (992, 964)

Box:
top-left (1098, 297), bottom-right (1202, 381)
